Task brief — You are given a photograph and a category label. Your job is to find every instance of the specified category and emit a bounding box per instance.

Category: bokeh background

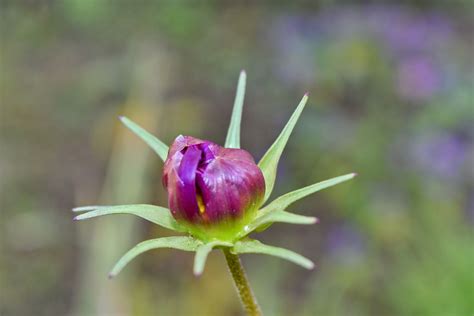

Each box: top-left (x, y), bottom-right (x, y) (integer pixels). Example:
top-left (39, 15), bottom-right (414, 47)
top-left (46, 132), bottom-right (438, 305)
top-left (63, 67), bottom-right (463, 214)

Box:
top-left (1, 1), bottom-right (473, 315)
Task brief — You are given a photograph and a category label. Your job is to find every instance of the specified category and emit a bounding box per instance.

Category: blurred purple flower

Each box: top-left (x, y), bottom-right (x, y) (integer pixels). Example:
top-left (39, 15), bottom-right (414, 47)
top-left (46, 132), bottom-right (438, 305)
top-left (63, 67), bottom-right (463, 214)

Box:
top-left (163, 135), bottom-right (265, 225)
top-left (269, 5), bottom-right (454, 92)
top-left (326, 224), bottom-right (365, 261)
top-left (397, 56), bottom-right (442, 101)
top-left (412, 133), bottom-right (468, 178)
top-left (375, 11), bottom-right (453, 55)
top-left (270, 15), bottom-right (317, 84)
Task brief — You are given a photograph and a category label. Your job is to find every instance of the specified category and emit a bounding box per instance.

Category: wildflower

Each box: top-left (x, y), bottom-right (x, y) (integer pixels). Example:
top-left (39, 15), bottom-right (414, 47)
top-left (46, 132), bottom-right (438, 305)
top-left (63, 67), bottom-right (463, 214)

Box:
top-left (73, 71), bottom-right (355, 278)
top-left (162, 135), bottom-right (265, 240)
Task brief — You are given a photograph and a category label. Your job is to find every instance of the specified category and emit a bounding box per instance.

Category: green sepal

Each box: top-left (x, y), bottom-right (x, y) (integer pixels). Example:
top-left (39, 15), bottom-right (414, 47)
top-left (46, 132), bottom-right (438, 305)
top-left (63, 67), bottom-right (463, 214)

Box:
top-left (193, 240), bottom-right (233, 276)
top-left (237, 210), bottom-right (317, 238)
top-left (258, 173), bottom-right (356, 219)
top-left (258, 94), bottom-right (308, 203)
top-left (109, 236), bottom-right (201, 278)
top-left (232, 239), bottom-right (314, 269)
top-left (73, 204), bottom-right (184, 232)
top-left (119, 116), bottom-right (169, 162)
top-left (73, 205), bottom-right (110, 212)
top-left (254, 223), bottom-right (272, 233)
top-left (225, 70), bottom-right (247, 149)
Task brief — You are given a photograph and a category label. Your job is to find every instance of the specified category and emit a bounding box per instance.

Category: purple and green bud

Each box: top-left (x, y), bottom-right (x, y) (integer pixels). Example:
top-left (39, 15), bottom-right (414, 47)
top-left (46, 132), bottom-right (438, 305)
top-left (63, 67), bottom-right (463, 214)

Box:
top-left (163, 135), bottom-right (265, 240)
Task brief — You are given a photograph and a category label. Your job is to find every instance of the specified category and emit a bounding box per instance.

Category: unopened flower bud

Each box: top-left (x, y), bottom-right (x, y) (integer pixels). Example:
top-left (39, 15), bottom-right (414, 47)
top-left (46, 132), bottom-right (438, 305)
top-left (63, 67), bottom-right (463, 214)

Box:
top-left (163, 136), bottom-right (265, 239)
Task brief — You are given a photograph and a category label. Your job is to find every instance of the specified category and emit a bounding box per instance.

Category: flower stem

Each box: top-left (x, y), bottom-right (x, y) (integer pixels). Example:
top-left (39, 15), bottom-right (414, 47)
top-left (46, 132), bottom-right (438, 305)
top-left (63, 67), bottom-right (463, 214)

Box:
top-left (223, 248), bottom-right (262, 316)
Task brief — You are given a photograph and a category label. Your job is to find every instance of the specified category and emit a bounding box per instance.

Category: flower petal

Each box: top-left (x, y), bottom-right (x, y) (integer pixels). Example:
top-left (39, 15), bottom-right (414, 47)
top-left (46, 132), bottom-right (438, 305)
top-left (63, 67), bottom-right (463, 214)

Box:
top-left (166, 146), bottom-right (202, 222)
top-left (196, 145), bottom-right (265, 222)
top-left (163, 135), bottom-right (265, 228)
top-left (167, 135), bottom-right (206, 159)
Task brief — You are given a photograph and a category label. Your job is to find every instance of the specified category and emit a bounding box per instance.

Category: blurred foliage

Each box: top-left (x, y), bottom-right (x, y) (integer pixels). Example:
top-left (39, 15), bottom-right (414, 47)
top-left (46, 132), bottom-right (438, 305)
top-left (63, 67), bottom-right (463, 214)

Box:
top-left (1, 1), bottom-right (473, 316)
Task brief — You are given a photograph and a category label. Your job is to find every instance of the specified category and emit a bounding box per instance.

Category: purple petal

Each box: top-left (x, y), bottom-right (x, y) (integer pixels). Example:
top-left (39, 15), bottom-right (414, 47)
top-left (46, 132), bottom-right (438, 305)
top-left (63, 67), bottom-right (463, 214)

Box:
top-left (163, 135), bottom-right (265, 225)
top-left (163, 135), bottom-right (206, 188)
top-left (166, 135), bottom-right (206, 162)
top-left (173, 146), bottom-right (202, 221)
top-left (196, 146), bottom-right (265, 222)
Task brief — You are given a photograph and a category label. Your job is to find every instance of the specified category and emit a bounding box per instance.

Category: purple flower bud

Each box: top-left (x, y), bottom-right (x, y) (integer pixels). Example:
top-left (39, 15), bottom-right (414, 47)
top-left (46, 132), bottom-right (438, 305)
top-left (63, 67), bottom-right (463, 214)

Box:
top-left (163, 135), bottom-right (265, 227)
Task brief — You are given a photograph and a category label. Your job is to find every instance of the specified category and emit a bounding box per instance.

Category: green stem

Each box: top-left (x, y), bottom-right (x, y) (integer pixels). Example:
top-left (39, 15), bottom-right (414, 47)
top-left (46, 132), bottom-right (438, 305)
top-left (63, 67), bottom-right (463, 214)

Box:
top-left (223, 248), bottom-right (262, 316)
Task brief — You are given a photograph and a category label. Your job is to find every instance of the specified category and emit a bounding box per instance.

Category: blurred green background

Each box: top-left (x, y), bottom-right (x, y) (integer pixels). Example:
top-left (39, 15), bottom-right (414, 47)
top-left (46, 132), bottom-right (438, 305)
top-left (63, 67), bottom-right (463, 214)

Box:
top-left (1, 1), bottom-right (473, 316)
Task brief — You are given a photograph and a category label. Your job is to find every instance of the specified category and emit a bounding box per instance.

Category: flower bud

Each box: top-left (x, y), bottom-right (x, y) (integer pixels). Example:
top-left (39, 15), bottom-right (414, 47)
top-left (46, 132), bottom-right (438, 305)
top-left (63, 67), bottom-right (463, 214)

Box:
top-left (163, 136), bottom-right (265, 239)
